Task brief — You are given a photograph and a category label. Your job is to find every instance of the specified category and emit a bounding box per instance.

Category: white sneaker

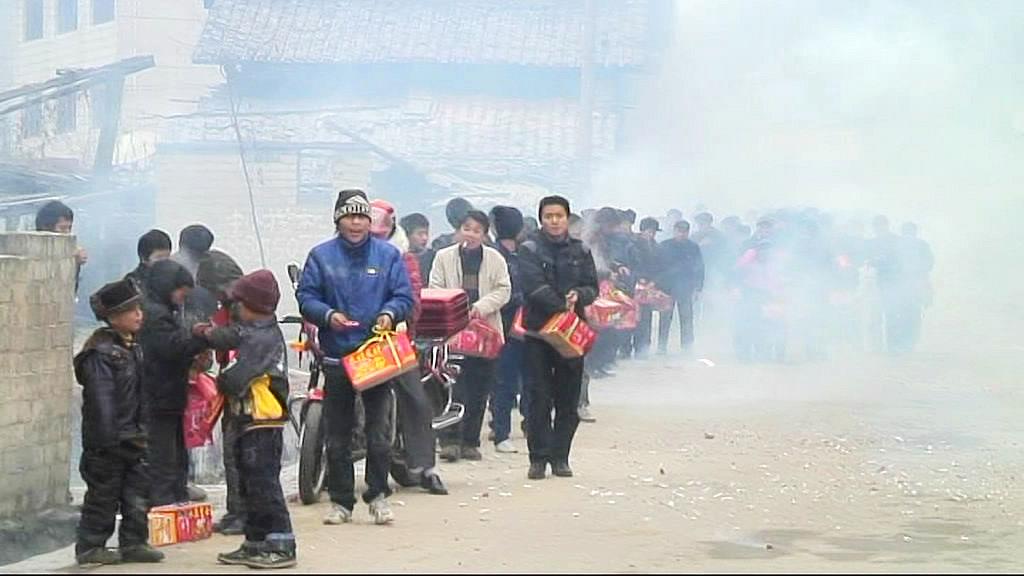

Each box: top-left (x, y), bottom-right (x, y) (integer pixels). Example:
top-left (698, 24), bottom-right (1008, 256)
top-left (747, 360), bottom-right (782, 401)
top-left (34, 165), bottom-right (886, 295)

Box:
top-left (323, 504), bottom-right (353, 525)
top-left (368, 496), bottom-right (395, 525)
top-left (494, 439), bottom-right (518, 453)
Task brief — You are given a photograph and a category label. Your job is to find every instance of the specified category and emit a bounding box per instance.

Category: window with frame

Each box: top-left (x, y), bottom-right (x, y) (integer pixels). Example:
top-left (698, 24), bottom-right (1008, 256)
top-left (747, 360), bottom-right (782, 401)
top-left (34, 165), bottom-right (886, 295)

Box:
top-left (58, 0), bottom-right (78, 33)
top-left (92, 0), bottom-right (115, 25)
top-left (22, 103), bottom-right (43, 138)
top-left (56, 95), bottom-right (77, 134)
top-left (24, 0), bottom-right (44, 41)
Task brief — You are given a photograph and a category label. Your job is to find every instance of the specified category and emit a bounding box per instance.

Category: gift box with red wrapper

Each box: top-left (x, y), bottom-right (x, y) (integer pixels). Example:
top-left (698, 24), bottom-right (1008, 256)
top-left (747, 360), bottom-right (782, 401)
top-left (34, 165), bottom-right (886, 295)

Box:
top-left (585, 298), bottom-right (623, 328)
top-left (634, 282), bottom-right (673, 312)
top-left (148, 502), bottom-right (213, 547)
top-left (419, 289), bottom-right (470, 339)
top-left (184, 371), bottom-right (224, 450)
top-left (343, 330), bottom-right (418, 391)
top-left (610, 290), bottom-right (639, 330)
top-left (450, 318), bottom-right (505, 359)
top-left (538, 311), bottom-right (597, 359)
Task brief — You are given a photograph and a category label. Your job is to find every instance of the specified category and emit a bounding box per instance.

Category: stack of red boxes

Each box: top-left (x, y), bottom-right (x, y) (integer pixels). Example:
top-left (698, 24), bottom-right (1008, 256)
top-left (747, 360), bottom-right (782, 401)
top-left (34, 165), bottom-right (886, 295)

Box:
top-left (148, 502), bottom-right (214, 547)
top-left (419, 289), bottom-right (470, 339)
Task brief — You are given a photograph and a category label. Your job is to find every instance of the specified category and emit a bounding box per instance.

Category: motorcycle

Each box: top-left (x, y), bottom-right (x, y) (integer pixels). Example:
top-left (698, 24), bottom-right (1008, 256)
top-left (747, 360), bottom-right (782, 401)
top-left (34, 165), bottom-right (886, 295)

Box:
top-left (281, 262), bottom-right (465, 505)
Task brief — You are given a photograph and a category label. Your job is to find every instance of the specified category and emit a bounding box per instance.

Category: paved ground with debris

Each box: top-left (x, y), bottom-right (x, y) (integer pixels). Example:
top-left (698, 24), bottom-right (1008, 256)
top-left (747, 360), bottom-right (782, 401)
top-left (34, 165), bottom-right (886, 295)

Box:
top-left (7, 331), bottom-right (1022, 573)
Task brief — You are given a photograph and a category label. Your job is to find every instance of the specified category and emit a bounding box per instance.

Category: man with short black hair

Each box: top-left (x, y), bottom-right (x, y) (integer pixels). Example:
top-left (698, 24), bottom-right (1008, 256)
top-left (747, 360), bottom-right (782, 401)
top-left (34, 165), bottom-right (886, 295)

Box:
top-left (36, 200), bottom-right (88, 291)
top-left (124, 229), bottom-right (172, 293)
top-left (656, 220), bottom-right (705, 355)
top-left (519, 196), bottom-right (598, 480)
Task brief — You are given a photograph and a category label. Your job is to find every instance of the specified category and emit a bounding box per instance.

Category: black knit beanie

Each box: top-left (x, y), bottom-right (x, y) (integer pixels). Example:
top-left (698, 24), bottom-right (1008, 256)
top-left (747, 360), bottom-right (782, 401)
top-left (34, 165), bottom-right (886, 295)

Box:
top-left (491, 206), bottom-right (524, 240)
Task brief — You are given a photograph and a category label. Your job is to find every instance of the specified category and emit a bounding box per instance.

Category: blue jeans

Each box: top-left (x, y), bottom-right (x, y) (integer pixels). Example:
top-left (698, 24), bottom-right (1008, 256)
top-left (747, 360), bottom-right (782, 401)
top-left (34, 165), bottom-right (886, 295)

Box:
top-left (491, 338), bottom-right (528, 444)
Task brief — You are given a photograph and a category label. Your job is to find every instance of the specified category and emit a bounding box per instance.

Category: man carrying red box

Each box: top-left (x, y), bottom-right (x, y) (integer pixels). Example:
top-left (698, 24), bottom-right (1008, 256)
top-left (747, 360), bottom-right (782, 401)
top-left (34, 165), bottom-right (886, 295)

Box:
top-left (518, 196), bottom-right (599, 480)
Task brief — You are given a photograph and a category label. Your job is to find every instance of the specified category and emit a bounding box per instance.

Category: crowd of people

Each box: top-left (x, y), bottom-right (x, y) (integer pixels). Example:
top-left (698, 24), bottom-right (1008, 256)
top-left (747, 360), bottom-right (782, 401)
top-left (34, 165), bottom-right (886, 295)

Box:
top-left (41, 187), bottom-right (933, 570)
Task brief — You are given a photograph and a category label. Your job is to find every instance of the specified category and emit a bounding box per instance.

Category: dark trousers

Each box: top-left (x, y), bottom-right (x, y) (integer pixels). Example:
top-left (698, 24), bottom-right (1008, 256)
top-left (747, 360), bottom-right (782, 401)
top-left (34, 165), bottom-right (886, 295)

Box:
top-left (237, 428), bottom-right (292, 543)
top-left (323, 365), bottom-right (392, 510)
top-left (392, 369), bottom-right (436, 471)
top-left (148, 414), bottom-right (188, 506)
top-left (492, 338), bottom-right (527, 444)
top-left (222, 411), bottom-right (245, 520)
top-left (635, 305), bottom-right (655, 356)
top-left (589, 329), bottom-right (618, 370)
top-left (525, 338), bottom-right (584, 465)
top-left (76, 444), bottom-right (150, 554)
top-left (441, 357), bottom-right (496, 449)
top-left (659, 293), bottom-right (695, 352)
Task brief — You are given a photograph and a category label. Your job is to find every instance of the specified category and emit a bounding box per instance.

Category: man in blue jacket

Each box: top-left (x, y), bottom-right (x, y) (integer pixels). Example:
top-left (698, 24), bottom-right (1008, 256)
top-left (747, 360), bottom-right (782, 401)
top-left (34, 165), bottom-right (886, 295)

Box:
top-left (296, 189), bottom-right (414, 526)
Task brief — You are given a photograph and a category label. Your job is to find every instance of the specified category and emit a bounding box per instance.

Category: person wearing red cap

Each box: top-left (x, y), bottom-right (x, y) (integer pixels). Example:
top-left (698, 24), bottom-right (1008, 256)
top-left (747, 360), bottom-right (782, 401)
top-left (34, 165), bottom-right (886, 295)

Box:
top-left (194, 270), bottom-right (296, 569)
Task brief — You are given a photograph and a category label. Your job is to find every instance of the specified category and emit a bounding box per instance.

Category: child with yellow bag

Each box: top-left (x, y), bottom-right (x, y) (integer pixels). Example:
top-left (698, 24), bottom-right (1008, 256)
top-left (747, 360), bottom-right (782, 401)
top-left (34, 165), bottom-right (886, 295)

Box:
top-left (193, 269), bottom-right (295, 569)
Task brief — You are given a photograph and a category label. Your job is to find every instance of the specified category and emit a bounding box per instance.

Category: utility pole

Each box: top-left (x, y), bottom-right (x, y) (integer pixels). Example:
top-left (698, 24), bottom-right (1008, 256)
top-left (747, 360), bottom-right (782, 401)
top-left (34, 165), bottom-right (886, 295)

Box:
top-left (576, 0), bottom-right (597, 198)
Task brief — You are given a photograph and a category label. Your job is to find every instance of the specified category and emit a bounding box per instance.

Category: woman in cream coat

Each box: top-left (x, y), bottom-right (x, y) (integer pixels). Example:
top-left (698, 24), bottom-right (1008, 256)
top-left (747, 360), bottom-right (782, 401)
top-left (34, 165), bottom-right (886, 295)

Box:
top-left (429, 210), bottom-right (512, 462)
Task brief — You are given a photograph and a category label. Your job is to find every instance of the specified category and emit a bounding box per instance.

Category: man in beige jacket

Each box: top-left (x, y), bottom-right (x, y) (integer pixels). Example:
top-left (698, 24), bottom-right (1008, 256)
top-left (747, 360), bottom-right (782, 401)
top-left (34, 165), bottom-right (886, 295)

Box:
top-left (429, 210), bottom-right (512, 461)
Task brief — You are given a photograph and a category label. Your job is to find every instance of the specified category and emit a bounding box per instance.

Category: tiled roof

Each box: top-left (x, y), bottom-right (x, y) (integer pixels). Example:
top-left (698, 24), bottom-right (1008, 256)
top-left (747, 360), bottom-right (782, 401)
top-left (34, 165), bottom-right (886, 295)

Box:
top-left (194, 0), bottom-right (655, 68)
top-left (160, 93), bottom-right (618, 185)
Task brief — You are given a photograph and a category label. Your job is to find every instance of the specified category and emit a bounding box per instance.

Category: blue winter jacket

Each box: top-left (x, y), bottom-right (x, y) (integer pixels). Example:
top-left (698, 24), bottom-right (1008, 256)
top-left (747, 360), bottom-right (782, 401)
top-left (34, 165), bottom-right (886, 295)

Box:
top-left (296, 235), bottom-right (414, 359)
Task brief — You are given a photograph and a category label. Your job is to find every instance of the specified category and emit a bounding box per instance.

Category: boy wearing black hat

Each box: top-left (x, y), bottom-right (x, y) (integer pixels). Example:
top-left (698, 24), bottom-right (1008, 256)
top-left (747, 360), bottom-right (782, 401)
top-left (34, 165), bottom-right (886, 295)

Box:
top-left (74, 280), bottom-right (164, 566)
top-left (195, 270), bottom-right (296, 569)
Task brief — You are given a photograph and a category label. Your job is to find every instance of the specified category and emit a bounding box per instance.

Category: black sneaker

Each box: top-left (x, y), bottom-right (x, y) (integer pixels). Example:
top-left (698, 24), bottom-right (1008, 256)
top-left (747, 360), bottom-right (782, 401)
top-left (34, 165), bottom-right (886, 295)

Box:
top-left (439, 445), bottom-right (460, 462)
top-left (552, 461), bottom-right (574, 477)
top-left (421, 472), bottom-right (448, 496)
top-left (461, 446), bottom-right (483, 461)
top-left (241, 549), bottom-right (297, 570)
top-left (528, 462), bottom-right (547, 480)
top-left (218, 542), bottom-right (260, 565)
top-left (120, 544), bottom-right (165, 563)
top-left (76, 547), bottom-right (121, 566)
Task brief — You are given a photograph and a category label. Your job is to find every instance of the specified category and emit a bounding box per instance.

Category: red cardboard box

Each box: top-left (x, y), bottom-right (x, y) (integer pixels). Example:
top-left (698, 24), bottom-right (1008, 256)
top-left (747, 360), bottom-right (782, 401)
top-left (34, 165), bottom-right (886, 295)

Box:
top-left (343, 330), bottom-right (418, 391)
top-left (148, 502), bottom-right (213, 547)
top-left (635, 283), bottom-right (673, 312)
top-left (538, 311), bottom-right (597, 359)
top-left (585, 298), bottom-right (623, 328)
top-left (450, 318), bottom-right (505, 359)
top-left (419, 289), bottom-right (470, 338)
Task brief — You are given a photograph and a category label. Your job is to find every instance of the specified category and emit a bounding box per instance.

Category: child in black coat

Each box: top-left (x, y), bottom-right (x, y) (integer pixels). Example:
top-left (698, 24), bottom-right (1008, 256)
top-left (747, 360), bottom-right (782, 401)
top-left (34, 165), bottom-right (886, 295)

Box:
top-left (74, 279), bottom-right (164, 566)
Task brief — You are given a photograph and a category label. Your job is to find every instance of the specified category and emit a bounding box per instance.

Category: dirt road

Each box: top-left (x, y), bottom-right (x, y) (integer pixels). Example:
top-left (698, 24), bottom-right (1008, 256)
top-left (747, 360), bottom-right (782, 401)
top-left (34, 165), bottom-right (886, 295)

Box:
top-left (17, 341), bottom-right (1020, 574)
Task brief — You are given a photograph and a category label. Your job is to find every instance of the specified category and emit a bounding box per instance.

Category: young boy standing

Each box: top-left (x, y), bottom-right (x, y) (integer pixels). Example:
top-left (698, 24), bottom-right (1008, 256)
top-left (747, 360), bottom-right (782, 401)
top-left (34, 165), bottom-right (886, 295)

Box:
top-left (195, 269), bottom-right (296, 569)
top-left (74, 279), bottom-right (164, 566)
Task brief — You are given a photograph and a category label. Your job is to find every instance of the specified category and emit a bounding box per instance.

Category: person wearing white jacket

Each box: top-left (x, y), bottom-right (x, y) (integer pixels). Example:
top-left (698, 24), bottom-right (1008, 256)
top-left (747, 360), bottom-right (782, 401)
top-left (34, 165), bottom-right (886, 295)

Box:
top-left (429, 210), bottom-right (511, 461)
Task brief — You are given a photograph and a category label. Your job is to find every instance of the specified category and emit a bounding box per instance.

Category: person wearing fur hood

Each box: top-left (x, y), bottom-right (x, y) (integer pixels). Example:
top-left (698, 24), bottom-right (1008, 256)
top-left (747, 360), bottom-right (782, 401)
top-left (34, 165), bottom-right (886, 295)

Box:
top-left (369, 199), bottom-right (448, 496)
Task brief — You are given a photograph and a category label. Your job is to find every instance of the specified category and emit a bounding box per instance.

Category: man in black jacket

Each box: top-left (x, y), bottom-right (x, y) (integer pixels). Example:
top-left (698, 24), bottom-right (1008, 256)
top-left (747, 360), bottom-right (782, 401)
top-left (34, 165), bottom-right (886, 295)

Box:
top-left (634, 217), bottom-right (662, 359)
top-left (74, 279), bottom-right (164, 566)
top-left (139, 260), bottom-right (209, 506)
top-left (519, 196), bottom-right (599, 480)
top-left (657, 220), bottom-right (705, 355)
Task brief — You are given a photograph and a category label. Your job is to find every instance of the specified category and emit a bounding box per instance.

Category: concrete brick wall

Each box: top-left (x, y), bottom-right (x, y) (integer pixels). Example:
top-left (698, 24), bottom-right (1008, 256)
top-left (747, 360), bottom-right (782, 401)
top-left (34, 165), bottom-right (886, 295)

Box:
top-left (0, 233), bottom-right (76, 518)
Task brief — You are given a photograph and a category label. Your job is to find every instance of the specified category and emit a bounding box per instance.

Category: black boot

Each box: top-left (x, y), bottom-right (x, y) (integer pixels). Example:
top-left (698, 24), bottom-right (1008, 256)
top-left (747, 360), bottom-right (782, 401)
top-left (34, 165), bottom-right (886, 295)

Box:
top-left (421, 471), bottom-right (448, 496)
top-left (214, 513), bottom-right (246, 536)
top-left (218, 541), bottom-right (261, 565)
top-left (120, 544), bottom-right (165, 563)
top-left (528, 462), bottom-right (547, 480)
top-left (243, 535), bottom-right (297, 570)
top-left (76, 547), bottom-right (122, 566)
top-left (551, 461), bottom-right (574, 477)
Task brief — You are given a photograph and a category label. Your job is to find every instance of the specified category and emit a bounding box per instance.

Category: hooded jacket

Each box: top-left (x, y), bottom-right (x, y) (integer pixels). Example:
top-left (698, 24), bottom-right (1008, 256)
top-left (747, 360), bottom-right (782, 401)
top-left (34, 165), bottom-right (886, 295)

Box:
top-left (296, 235), bottom-right (414, 358)
top-left (139, 260), bottom-right (208, 415)
top-left (74, 328), bottom-right (147, 450)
